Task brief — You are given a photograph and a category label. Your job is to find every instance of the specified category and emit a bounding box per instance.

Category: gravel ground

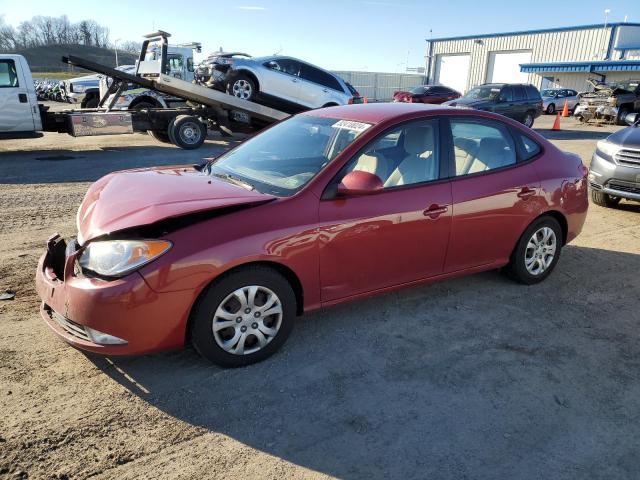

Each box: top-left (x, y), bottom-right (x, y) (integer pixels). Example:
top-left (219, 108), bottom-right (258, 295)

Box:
top-left (1, 113), bottom-right (639, 480)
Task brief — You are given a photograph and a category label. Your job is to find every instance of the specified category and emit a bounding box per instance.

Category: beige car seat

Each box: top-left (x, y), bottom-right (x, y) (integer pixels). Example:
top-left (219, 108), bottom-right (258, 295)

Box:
top-left (384, 125), bottom-right (437, 187)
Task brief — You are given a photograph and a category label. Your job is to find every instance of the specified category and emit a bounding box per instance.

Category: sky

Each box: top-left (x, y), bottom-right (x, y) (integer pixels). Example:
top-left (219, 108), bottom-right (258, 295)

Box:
top-left (0, 0), bottom-right (638, 72)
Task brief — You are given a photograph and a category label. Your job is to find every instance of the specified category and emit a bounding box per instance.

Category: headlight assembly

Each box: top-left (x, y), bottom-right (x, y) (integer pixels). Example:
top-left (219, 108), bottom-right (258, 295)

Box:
top-left (78, 240), bottom-right (172, 277)
top-left (595, 139), bottom-right (621, 159)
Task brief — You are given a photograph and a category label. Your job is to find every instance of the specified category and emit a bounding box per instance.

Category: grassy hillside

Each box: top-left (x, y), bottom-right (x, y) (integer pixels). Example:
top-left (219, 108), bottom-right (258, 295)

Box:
top-left (8, 44), bottom-right (138, 75)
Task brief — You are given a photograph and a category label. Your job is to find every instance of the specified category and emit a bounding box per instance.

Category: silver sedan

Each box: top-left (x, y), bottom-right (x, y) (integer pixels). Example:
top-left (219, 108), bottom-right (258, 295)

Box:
top-left (541, 88), bottom-right (579, 114)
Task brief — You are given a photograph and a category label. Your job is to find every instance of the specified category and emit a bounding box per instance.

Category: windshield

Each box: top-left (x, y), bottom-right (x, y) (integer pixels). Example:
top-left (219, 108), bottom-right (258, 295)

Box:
top-left (540, 89), bottom-right (558, 97)
top-left (208, 116), bottom-right (372, 196)
top-left (464, 86), bottom-right (501, 100)
top-left (410, 86), bottom-right (427, 94)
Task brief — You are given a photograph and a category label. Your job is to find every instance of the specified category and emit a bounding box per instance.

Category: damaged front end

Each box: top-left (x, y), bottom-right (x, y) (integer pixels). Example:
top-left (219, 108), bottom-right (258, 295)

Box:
top-left (575, 78), bottom-right (639, 124)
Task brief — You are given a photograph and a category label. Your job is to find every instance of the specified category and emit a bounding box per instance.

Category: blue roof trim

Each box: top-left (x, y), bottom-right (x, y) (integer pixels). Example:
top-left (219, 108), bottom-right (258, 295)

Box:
top-left (614, 46), bottom-right (640, 50)
top-left (520, 60), bottom-right (640, 73)
top-left (426, 22), bottom-right (640, 43)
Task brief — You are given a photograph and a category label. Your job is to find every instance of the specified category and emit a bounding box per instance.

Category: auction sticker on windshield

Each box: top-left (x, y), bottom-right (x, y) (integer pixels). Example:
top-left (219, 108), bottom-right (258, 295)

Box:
top-left (332, 120), bottom-right (372, 133)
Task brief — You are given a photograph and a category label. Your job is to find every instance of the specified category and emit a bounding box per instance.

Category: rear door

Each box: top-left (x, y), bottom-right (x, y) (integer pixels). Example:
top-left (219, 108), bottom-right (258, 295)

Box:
top-left (0, 58), bottom-right (35, 132)
top-left (494, 86), bottom-right (517, 120)
top-left (444, 117), bottom-right (542, 272)
top-left (298, 64), bottom-right (344, 108)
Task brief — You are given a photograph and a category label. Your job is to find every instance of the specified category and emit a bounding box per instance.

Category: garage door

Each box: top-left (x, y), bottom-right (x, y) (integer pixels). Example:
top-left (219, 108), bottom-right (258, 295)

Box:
top-left (486, 51), bottom-right (532, 84)
top-left (435, 54), bottom-right (470, 94)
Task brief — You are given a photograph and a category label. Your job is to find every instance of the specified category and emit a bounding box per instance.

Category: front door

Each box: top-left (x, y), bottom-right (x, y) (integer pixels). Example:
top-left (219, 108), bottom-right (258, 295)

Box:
top-left (318, 118), bottom-right (452, 302)
top-left (261, 59), bottom-right (303, 106)
top-left (0, 58), bottom-right (35, 132)
top-left (444, 117), bottom-right (542, 272)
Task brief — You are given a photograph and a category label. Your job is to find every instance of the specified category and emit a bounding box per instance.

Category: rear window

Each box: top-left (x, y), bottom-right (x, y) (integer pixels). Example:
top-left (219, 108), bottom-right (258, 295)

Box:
top-left (514, 131), bottom-right (542, 160)
top-left (526, 85), bottom-right (541, 100)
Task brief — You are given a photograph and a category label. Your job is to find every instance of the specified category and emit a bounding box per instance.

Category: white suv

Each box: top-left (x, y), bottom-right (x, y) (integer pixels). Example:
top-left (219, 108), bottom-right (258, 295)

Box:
top-left (224, 56), bottom-right (360, 112)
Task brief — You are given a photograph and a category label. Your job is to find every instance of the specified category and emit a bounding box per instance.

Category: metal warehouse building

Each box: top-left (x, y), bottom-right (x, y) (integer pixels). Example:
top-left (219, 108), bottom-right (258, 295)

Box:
top-left (425, 23), bottom-right (640, 94)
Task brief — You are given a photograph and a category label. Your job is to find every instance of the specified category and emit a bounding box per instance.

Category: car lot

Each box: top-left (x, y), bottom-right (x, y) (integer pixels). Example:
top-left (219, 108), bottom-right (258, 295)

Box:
top-left (1, 113), bottom-right (639, 479)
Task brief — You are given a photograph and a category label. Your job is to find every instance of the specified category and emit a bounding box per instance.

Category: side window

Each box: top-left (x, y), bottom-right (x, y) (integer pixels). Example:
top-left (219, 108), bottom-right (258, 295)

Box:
top-left (526, 85), bottom-right (540, 100)
top-left (339, 119), bottom-right (440, 189)
top-left (267, 59), bottom-right (301, 77)
top-left (187, 58), bottom-right (194, 72)
top-left (514, 131), bottom-right (542, 160)
top-left (0, 60), bottom-right (19, 88)
top-left (450, 119), bottom-right (517, 176)
top-left (501, 86), bottom-right (514, 102)
top-left (513, 86), bottom-right (525, 101)
top-left (301, 65), bottom-right (342, 91)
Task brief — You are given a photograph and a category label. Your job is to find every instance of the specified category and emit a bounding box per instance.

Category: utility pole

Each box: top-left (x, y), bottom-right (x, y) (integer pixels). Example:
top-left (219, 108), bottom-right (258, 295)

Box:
top-left (114, 38), bottom-right (121, 67)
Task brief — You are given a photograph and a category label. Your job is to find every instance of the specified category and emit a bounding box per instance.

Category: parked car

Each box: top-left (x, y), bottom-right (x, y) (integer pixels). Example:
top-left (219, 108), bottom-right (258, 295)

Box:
top-left (393, 85), bottom-right (460, 104)
top-left (541, 88), bottom-right (579, 114)
top-left (222, 55), bottom-right (362, 113)
top-left (35, 103), bottom-right (588, 367)
top-left (574, 79), bottom-right (640, 125)
top-left (588, 112), bottom-right (640, 207)
top-left (443, 83), bottom-right (543, 127)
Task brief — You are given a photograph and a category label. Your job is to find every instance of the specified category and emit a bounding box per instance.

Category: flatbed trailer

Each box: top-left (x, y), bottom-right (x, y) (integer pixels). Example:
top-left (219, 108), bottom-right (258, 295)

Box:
top-left (1, 31), bottom-right (290, 149)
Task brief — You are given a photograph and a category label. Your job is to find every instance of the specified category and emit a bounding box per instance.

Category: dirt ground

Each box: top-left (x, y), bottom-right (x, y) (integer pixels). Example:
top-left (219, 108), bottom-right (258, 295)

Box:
top-left (1, 113), bottom-right (639, 480)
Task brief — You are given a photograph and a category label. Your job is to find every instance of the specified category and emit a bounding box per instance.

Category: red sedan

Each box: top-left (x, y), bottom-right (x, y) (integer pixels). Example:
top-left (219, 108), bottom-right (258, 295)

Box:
top-left (35, 103), bottom-right (588, 367)
top-left (393, 85), bottom-right (460, 104)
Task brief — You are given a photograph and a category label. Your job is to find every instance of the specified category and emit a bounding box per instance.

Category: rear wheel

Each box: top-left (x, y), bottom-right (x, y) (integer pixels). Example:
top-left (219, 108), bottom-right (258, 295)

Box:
top-left (83, 96), bottom-right (99, 109)
top-left (190, 267), bottom-right (296, 367)
top-left (132, 101), bottom-right (155, 111)
top-left (591, 189), bottom-right (621, 208)
top-left (504, 216), bottom-right (563, 285)
top-left (168, 115), bottom-right (207, 150)
top-left (522, 111), bottom-right (535, 128)
top-left (616, 106), bottom-right (630, 126)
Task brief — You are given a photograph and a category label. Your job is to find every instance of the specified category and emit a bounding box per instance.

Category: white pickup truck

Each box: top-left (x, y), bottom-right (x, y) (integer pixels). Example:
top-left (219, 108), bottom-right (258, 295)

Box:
top-left (0, 54), bottom-right (43, 136)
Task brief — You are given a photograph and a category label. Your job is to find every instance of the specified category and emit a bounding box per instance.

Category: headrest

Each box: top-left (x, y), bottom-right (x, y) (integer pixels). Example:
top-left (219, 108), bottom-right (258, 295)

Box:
top-left (479, 137), bottom-right (508, 155)
top-left (404, 125), bottom-right (434, 155)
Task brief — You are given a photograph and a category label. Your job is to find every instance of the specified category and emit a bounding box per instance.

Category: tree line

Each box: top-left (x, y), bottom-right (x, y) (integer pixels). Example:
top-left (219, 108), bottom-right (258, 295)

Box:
top-left (0, 15), bottom-right (140, 52)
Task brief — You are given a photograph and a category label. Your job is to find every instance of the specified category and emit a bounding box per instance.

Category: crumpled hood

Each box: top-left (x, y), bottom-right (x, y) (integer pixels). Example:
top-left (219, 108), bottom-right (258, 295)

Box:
top-left (77, 166), bottom-right (275, 244)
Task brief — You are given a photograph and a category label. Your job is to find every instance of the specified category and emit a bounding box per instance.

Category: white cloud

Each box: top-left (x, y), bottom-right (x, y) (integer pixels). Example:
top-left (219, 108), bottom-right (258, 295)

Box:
top-left (238, 5), bottom-right (266, 10)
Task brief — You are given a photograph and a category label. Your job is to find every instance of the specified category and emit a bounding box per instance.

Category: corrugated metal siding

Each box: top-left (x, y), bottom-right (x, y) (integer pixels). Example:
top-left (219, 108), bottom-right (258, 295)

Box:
top-left (333, 71), bottom-right (426, 101)
top-left (428, 26), bottom-right (614, 92)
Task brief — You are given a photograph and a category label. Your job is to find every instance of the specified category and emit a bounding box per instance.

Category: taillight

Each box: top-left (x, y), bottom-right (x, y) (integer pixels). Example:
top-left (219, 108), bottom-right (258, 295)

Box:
top-left (408, 97), bottom-right (413, 103)
top-left (348, 97), bottom-right (354, 105)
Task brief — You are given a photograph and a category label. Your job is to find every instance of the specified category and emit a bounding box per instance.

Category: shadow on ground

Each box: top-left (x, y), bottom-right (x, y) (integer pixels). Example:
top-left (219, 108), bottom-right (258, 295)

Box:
top-left (0, 138), bottom-right (243, 184)
top-left (89, 245), bottom-right (640, 479)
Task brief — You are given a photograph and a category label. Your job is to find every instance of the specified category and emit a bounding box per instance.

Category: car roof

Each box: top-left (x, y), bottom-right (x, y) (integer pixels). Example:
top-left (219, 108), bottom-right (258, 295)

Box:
top-left (303, 103), bottom-right (449, 124)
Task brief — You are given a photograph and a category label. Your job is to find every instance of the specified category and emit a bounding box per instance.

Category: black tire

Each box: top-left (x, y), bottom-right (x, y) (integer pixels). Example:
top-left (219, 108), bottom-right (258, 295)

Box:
top-left (504, 215), bottom-right (563, 285)
top-left (83, 96), bottom-right (99, 109)
top-left (147, 130), bottom-right (172, 144)
top-left (546, 103), bottom-right (556, 115)
top-left (168, 115), bottom-right (207, 150)
top-left (227, 73), bottom-right (257, 101)
top-left (616, 107), bottom-right (630, 126)
top-left (190, 266), bottom-right (296, 367)
top-left (522, 111), bottom-right (535, 128)
top-left (132, 101), bottom-right (155, 111)
top-left (591, 189), bottom-right (621, 208)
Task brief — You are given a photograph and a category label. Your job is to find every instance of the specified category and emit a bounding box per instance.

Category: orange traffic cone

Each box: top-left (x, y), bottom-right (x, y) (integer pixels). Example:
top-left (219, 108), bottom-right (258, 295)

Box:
top-left (552, 112), bottom-right (561, 130)
top-left (561, 99), bottom-right (570, 117)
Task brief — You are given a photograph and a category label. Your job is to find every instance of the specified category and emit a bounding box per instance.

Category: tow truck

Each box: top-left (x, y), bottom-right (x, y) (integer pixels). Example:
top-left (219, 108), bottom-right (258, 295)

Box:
top-left (0, 31), bottom-right (289, 149)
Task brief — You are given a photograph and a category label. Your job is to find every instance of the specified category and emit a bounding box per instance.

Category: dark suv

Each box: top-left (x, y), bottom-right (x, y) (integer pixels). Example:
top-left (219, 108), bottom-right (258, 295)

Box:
top-left (443, 83), bottom-right (543, 127)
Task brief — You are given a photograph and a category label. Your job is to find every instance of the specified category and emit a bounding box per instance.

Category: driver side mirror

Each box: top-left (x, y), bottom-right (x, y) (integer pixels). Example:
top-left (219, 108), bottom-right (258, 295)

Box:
top-left (337, 171), bottom-right (384, 196)
top-left (266, 61), bottom-right (279, 70)
top-left (625, 112), bottom-right (639, 126)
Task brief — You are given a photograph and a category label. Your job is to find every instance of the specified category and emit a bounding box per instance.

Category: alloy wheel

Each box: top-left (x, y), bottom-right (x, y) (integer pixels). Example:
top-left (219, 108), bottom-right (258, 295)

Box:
top-left (524, 113), bottom-right (534, 127)
top-left (524, 227), bottom-right (557, 276)
top-left (232, 80), bottom-right (253, 99)
top-left (212, 285), bottom-right (283, 355)
top-left (178, 121), bottom-right (202, 145)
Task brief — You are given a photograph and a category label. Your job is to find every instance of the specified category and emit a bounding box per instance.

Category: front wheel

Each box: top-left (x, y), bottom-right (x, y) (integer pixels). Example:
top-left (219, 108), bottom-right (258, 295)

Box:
top-left (546, 103), bottom-right (556, 115)
top-left (190, 267), bottom-right (296, 367)
top-left (228, 74), bottom-right (257, 101)
top-left (504, 216), bottom-right (563, 285)
top-left (168, 115), bottom-right (207, 150)
top-left (616, 107), bottom-right (630, 126)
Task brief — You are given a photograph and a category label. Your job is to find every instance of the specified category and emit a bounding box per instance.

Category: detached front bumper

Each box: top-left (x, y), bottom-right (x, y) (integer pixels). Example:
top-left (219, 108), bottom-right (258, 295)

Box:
top-left (589, 151), bottom-right (640, 201)
top-left (35, 235), bottom-right (194, 356)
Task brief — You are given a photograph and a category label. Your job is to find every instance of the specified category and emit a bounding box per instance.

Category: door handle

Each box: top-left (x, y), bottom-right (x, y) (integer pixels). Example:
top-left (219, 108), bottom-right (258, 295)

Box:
top-left (517, 187), bottom-right (536, 199)
top-left (323, 88), bottom-right (328, 93)
top-left (291, 78), bottom-right (298, 83)
top-left (18, 93), bottom-right (28, 103)
top-left (423, 204), bottom-right (448, 218)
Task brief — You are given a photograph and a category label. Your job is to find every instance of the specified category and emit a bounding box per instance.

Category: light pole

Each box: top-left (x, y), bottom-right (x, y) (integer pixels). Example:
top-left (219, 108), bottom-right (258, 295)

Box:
top-left (114, 38), bottom-right (121, 67)
top-left (602, 9), bottom-right (611, 59)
